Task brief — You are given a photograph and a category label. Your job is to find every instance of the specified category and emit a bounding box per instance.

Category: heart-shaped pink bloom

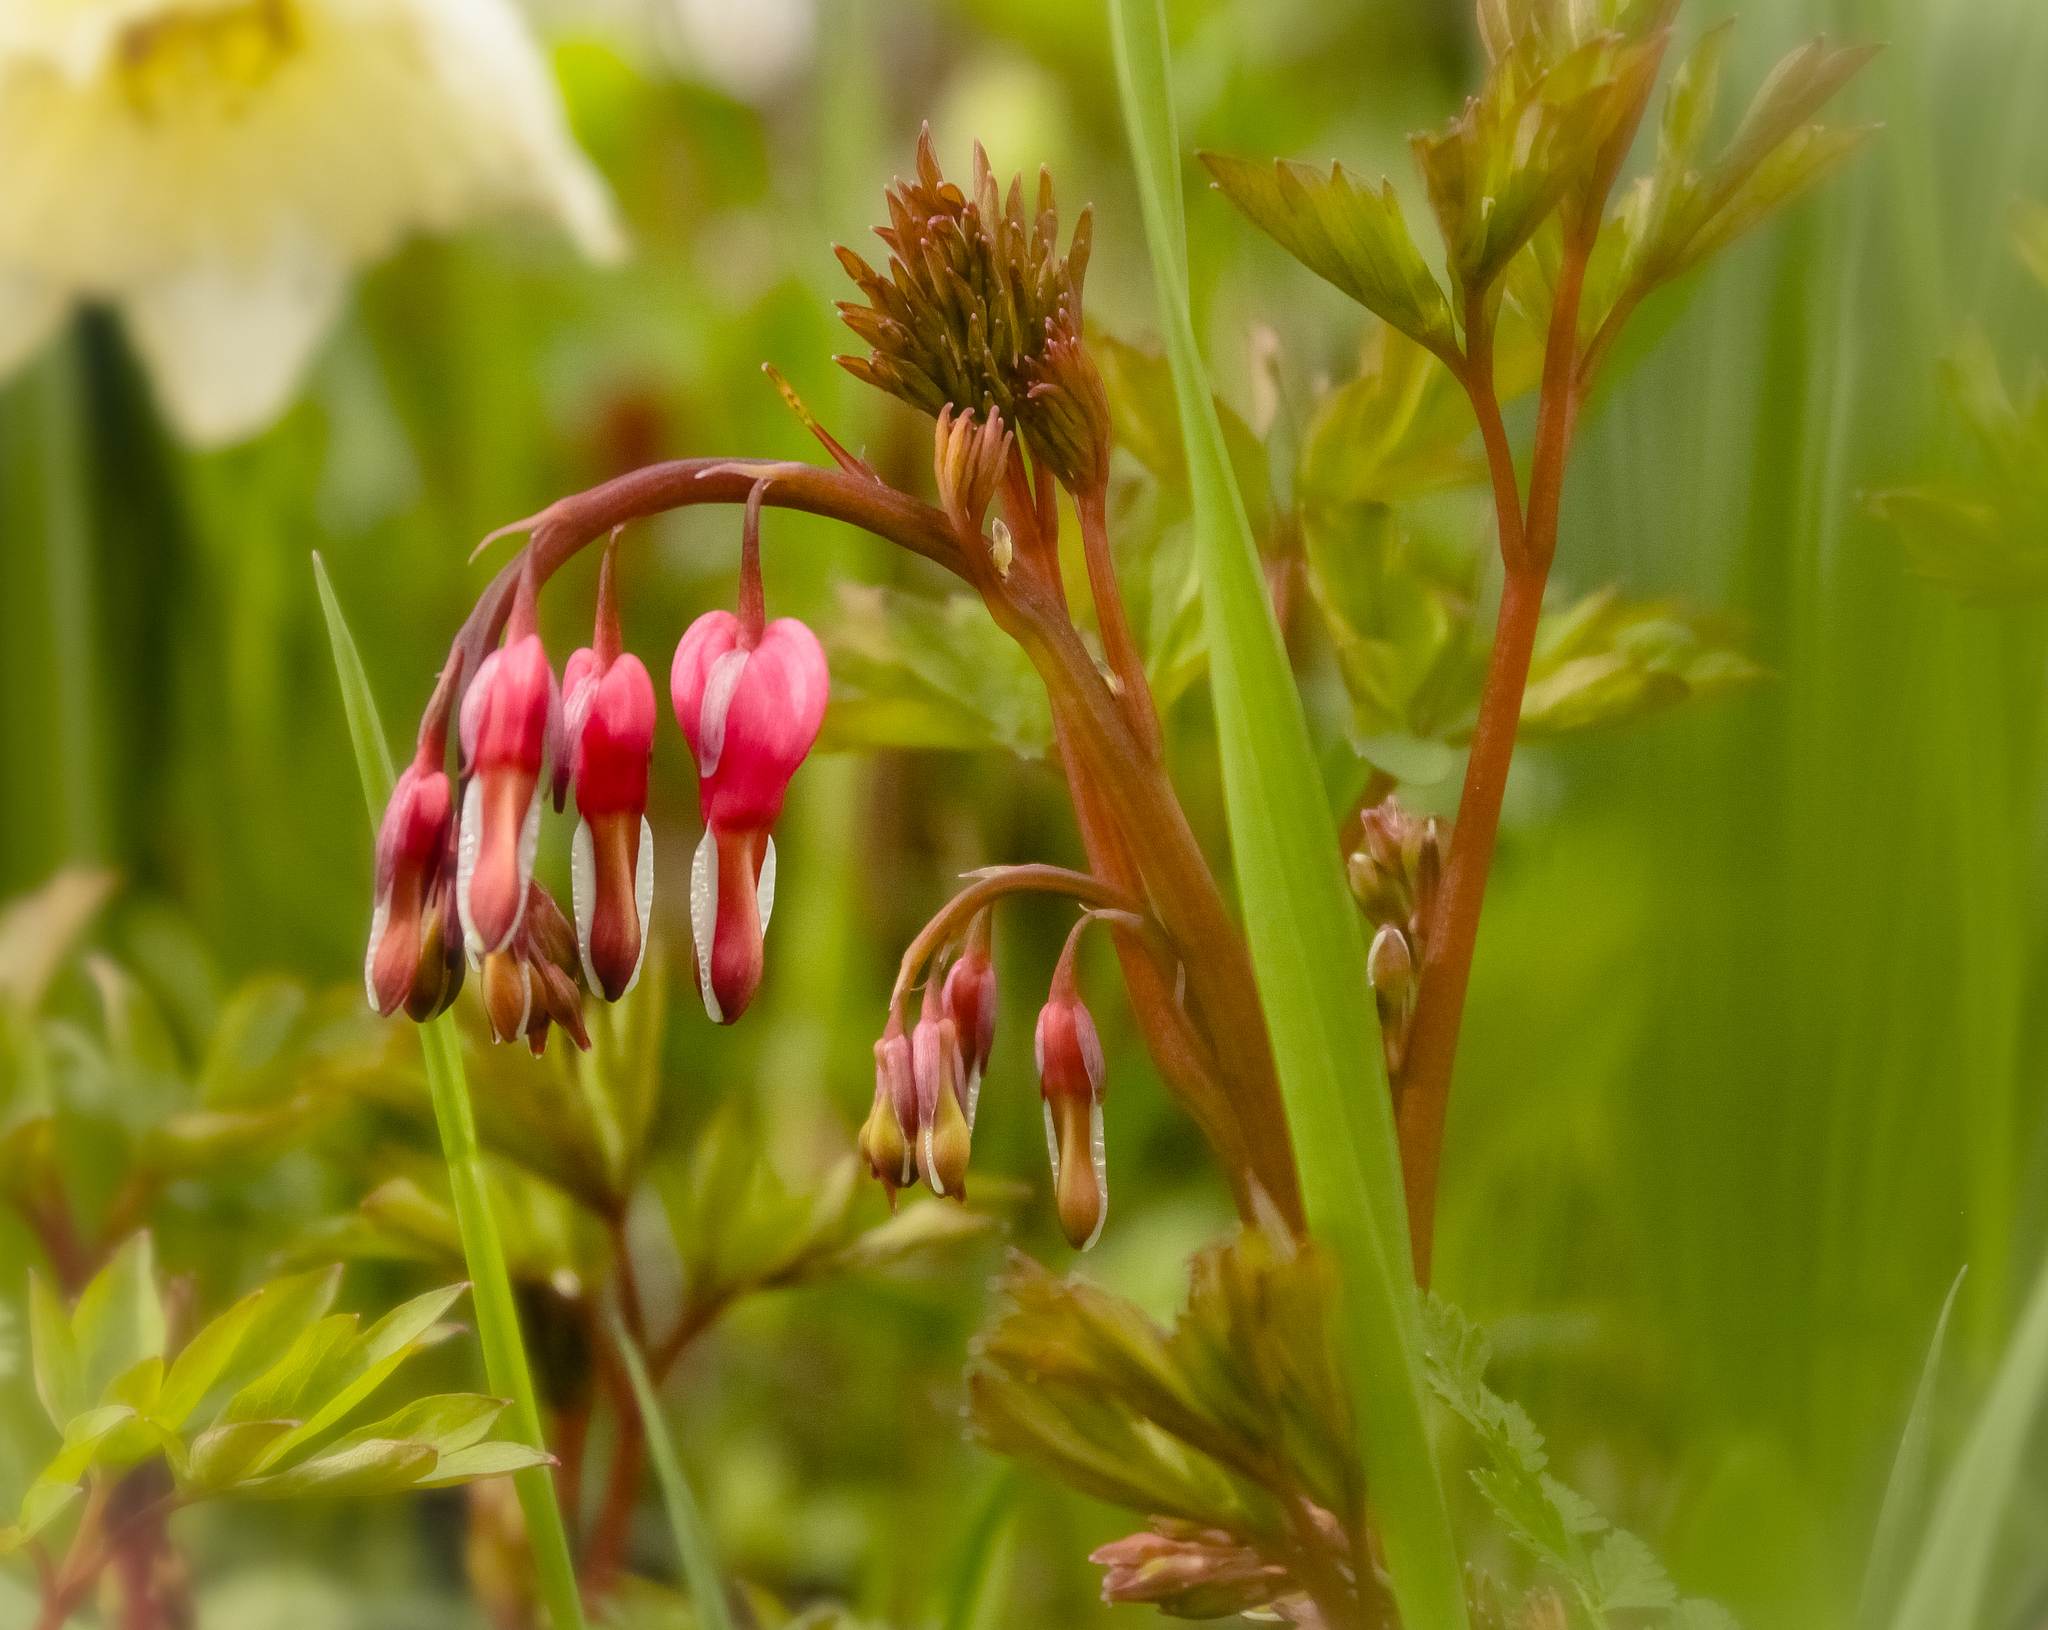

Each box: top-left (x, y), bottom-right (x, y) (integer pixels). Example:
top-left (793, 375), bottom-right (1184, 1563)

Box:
top-left (564, 646), bottom-right (657, 1001)
top-left (670, 610), bottom-right (828, 1023)
top-left (458, 633), bottom-right (560, 957)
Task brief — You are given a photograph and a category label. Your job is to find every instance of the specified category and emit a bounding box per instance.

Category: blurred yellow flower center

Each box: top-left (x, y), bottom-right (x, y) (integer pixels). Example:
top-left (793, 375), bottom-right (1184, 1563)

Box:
top-left (116, 0), bottom-right (299, 120)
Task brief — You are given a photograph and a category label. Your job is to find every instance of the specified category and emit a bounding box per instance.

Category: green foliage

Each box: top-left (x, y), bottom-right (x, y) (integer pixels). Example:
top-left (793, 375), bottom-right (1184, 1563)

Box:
top-left (0, 1237), bottom-right (547, 1551)
top-left (1421, 1295), bottom-right (1733, 1629)
top-left (818, 585), bottom-right (1054, 758)
top-left (1870, 216), bottom-right (2048, 602)
top-left (1109, 3), bottom-right (1469, 1626)
top-left (968, 1228), bottom-right (1358, 1606)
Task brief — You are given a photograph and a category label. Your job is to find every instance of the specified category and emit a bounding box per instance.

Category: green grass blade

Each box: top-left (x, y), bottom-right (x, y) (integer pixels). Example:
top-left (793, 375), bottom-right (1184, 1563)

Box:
top-left (1104, 4), bottom-right (1468, 1625)
top-left (1856, 1267), bottom-right (1964, 1630)
top-left (1887, 1250), bottom-right (2048, 1630)
top-left (312, 552), bottom-right (397, 821)
top-left (937, 1468), bottom-right (1021, 1630)
top-left (610, 1312), bottom-right (737, 1630)
top-left (316, 558), bottom-right (588, 1630)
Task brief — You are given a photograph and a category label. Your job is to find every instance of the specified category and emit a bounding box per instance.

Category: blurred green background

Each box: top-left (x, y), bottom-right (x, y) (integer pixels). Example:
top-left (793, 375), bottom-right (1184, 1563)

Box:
top-left (2, 0), bottom-right (2046, 1625)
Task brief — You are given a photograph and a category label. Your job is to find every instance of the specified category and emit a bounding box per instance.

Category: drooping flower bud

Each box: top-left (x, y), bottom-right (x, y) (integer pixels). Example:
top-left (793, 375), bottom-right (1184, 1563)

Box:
top-left (670, 495), bottom-right (828, 1024)
top-left (912, 978), bottom-right (972, 1199)
top-left (941, 909), bottom-right (997, 1126)
top-left (1347, 797), bottom-right (1448, 960)
top-left (564, 545), bottom-right (657, 1002)
top-left (1035, 914), bottom-right (1109, 1250)
top-left (858, 1011), bottom-right (917, 1200)
top-left (366, 752), bottom-right (460, 1019)
top-left (1368, 923), bottom-right (1415, 1083)
top-left (480, 880), bottom-right (590, 1056)
top-left (458, 632), bottom-right (561, 957)
top-left (1089, 1521), bottom-right (1293, 1620)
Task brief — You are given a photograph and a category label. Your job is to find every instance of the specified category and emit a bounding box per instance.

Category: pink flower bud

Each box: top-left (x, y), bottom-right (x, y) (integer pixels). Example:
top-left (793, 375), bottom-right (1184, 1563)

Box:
top-left (1035, 917), bottom-right (1108, 1250)
top-left (911, 979), bottom-right (971, 1199)
top-left (458, 634), bottom-right (560, 957)
top-left (564, 646), bottom-right (657, 1002)
top-left (670, 609), bottom-right (828, 1023)
top-left (858, 1013), bottom-right (917, 1198)
top-left (941, 910), bottom-right (997, 1125)
top-left (365, 758), bottom-right (459, 1018)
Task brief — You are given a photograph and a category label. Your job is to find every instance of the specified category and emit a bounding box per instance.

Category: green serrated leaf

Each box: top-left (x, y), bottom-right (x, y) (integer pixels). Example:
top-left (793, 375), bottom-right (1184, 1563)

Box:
top-left (1200, 153), bottom-right (1455, 355)
top-left (73, 1234), bottom-right (166, 1407)
top-left (1591, 1529), bottom-right (1676, 1610)
top-left (1673, 1600), bottom-right (1744, 1630)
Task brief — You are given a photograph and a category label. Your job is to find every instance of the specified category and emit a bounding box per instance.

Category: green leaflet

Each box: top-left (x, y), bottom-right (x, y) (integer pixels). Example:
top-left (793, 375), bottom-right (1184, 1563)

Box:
top-left (314, 554), bottom-right (589, 1630)
top-left (1106, 3), bottom-right (1467, 1624)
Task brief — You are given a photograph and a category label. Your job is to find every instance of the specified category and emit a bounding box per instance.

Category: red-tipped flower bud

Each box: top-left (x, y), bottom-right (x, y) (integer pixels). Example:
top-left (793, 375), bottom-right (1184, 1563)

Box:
top-left (1035, 915), bottom-right (1108, 1251)
top-left (564, 644), bottom-right (657, 1002)
top-left (366, 756), bottom-right (459, 1018)
top-left (458, 634), bottom-right (560, 957)
top-left (941, 910), bottom-right (997, 1125)
top-left (670, 609), bottom-right (828, 1024)
top-left (912, 978), bottom-right (972, 1199)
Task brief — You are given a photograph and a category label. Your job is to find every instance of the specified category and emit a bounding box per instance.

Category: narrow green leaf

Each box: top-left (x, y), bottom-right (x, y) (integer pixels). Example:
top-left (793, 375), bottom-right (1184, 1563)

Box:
top-left (1887, 1249), bottom-right (2048, 1630)
top-left (613, 1311), bottom-right (737, 1630)
top-left (1200, 154), bottom-right (1456, 355)
top-left (413, 1439), bottom-right (555, 1488)
top-left (228, 1437), bottom-right (437, 1500)
top-left (28, 1271), bottom-right (83, 1429)
top-left (1856, 1268), bottom-right (1965, 1630)
top-left (158, 1265), bottom-right (343, 1430)
top-left (72, 1233), bottom-right (166, 1407)
top-left (1107, 4), bottom-right (1468, 1627)
top-left (186, 1418), bottom-right (297, 1493)
top-left (317, 568), bottom-right (588, 1630)
top-left (937, 1471), bottom-right (1021, 1630)
top-left (325, 1392), bottom-right (505, 1459)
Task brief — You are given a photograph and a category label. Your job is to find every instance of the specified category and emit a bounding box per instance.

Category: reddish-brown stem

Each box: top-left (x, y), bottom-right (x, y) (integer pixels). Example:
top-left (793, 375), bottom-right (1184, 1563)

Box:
top-left (579, 1355), bottom-right (644, 1604)
top-left (1076, 483), bottom-right (1163, 758)
top-left (1458, 289), bottom-right (1528, 573)
top-left (736, 481), bottom-right (768, 648)
top-left (593, 535), bottom-right (624, 669)
top-left (1399, 233), bottom-right (1595, 1285)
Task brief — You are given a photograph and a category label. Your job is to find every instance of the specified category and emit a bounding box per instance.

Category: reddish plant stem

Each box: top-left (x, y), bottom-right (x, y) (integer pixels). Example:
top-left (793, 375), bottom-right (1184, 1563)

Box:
top-left (578, 1356), bottom-right (644, 1604)
top-left (1075, 483), bottom-right (1162, 759)
top-left (1397, 238), bottom-right (1593, 1285)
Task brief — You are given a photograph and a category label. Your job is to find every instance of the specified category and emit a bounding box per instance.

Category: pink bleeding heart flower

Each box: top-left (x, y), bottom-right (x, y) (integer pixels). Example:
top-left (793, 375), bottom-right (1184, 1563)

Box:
top-left (1035, 914), bottom-right (1110, 1250)
top-left (564, 550), bottom-right (658, 1002)
top-left (365, 749), bottom-right (463, 1021)
top-left (941, 909), bottom-right (997, 1126)
top-left (669, 603), bottom-right (827, 1024)
top-left (457, 632), bottom-right (561, 958)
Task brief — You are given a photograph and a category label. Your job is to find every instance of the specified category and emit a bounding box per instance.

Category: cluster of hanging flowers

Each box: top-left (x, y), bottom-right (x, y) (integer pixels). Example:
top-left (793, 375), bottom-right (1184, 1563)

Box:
top-left (365, 506), bottom-right (826, 1049)
top-left (366, 129), bottom-right (1132, 1250)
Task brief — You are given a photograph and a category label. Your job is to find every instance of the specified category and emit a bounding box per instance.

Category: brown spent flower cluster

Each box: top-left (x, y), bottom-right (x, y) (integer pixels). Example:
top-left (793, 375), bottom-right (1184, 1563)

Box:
top-left (834, 125), bottom-right (1109, 493)
top-left (1348, 798), bottom-right (1447, 1082)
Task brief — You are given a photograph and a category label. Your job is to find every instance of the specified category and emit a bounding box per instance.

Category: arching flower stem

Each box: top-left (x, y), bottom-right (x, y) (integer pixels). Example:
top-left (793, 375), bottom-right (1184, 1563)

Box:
top-left (458, 454), bottom-right (1306, 1233)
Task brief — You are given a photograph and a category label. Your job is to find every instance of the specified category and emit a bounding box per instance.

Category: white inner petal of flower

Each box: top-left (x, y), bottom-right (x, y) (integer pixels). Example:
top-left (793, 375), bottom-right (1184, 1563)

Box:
top-left (1083, 1101), bottom-right (1108, 1251)
top-left (1042, 1101), bottom-right (1060, 1185)
top-left (689, 825), bottom-right (721, 1023)
top-left (456, 779), bottom-right (483, 961)
top-left (511, 791), bottom-right (540, 942)
top-left (695, 648), bottom-right (750, 778)
top-left (757, 835), bottom-right (776, 933)
top-left (966, 1065), bottom-right (981, 1133)
top-left (570, 815), bottom-right (597, 989)
top-left (362, 893), bottom-right (391, 1007)
top-left (924, 1125), bottom-right (944, 1198)
top-left (625, 813), bottom-right (654, 996)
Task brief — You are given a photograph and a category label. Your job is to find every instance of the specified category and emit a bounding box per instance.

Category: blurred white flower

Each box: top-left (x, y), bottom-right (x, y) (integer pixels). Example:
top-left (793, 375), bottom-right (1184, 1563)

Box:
top-left (672, 0), bottom-right (811, 103)
top-left (0, 0), bottom-right (624, 446)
